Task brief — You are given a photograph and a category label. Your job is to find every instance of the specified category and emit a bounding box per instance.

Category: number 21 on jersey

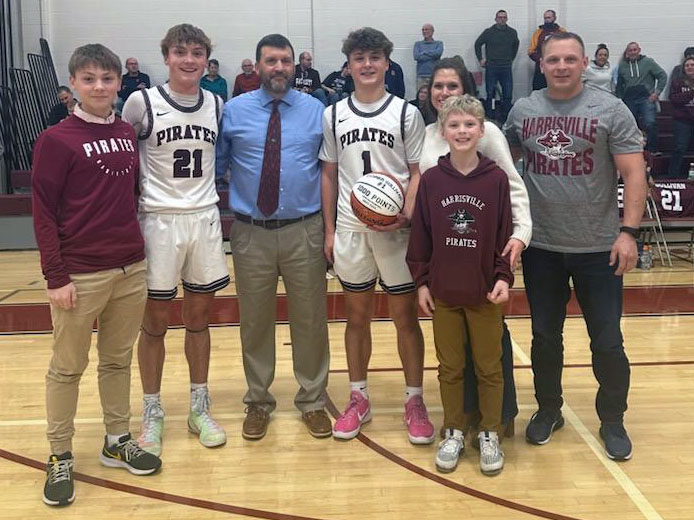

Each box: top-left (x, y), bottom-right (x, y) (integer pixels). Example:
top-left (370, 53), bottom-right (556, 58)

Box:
top-left (173, 149), bottom-right (203, 178)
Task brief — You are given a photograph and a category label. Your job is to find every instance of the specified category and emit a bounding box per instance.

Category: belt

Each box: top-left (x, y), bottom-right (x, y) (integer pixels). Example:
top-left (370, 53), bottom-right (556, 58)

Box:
top-left (233, 210), bottom-right (320, 230)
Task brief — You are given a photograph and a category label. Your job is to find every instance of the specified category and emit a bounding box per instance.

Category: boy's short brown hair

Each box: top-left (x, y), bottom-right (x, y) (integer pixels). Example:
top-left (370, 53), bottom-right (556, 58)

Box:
top-left (68, 44), bottom-right (122, 77)
top-left (160, 24), bottom-right (212, 59)
top-left (341, 27), bottom-right (393, 60)
top-left (438, 94), bottom-right (485, 127)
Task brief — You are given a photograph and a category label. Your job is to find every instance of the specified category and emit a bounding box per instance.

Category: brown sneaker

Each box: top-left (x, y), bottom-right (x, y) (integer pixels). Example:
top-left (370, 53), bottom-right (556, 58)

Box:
top-left (242, 405), bottom-right (269, 440)
top-left (302, 409), bottom-right (332, 438)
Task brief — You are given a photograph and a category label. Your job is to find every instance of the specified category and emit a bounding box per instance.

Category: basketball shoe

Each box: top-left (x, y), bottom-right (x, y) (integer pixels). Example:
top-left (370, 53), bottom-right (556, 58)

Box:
top-left (188, 387), bottom-right (227, 448)
top-left (333, 391), bottom-right (371, 439)
top-left (404, 395), bottom-right (435, 444)
top-left (138, 399), bottom-right (164, 456)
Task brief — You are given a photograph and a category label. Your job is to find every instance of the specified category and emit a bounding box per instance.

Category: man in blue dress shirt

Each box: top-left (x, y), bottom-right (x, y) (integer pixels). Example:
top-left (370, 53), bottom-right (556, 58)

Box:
top-left (216, 33), bottom-right (331, 441)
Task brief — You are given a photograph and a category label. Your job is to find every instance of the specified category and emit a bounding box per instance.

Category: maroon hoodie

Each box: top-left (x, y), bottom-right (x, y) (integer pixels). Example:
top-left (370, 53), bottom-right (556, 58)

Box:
top-left (32, 114), bottom-right (144, 289)
top-left (407, 153), bottom-right (513, 307)
top-left (669, 78), bottom-right (694, 123)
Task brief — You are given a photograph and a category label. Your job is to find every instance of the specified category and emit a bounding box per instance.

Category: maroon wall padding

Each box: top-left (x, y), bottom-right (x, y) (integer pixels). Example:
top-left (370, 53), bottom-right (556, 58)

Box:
top-left (10, 170), bottom-right (31, 189)
top-left (0, 194), bottom-right (32, 215)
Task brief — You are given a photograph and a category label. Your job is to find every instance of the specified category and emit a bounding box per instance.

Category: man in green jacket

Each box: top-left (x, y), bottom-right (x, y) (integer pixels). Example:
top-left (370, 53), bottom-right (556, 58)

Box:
top-left (616, 42), bottom-right (667, 152)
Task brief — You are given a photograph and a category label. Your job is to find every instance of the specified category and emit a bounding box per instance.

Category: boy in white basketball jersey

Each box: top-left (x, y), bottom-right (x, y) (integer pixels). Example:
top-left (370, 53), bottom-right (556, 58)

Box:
top-left (320, 27), bottom-right (435, 443)
top-left (122, 24), bottom-right (229, 456)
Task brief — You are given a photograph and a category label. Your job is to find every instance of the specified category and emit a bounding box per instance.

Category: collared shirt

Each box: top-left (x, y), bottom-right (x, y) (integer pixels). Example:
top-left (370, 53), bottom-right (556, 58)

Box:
top-left (216, 87), bottom-right (324, 219)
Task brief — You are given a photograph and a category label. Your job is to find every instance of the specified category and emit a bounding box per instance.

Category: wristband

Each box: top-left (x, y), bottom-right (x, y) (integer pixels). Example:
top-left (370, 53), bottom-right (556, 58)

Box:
top-left (619, 226), bottom-right (639, 239)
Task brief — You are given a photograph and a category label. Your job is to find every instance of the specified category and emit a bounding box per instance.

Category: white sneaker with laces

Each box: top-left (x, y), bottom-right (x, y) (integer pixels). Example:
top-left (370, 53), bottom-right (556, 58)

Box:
top-left (188, 388), bottom-right (227, 448)
top-left (137, 399), bottom-right (164, 456)
top-left (435, 428), bottom-right (465, 473)
top-left (479, 430), bottom-right (504, 476)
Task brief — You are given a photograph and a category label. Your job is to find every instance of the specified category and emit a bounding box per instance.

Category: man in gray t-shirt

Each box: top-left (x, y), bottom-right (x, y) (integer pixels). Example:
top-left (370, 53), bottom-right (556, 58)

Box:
top-left (504, 32), bottom-right (647, 462)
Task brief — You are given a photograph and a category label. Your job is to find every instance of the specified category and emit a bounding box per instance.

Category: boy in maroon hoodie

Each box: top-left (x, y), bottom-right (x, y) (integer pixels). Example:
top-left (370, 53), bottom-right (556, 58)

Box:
top-left (407, 94), bottom-right (513, 475)
top-left (32, 44), bottom-right (161, 507)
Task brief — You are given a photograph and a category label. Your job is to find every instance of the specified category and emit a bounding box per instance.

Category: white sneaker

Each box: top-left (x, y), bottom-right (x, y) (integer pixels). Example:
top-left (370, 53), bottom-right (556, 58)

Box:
top-left (479, 431), bottom-right (504, 476)
top-left (188, 388), bottom-right (227, 448)
top-left (435, 428), bottom-right (464, 473)
top-left (137, 399), bottom-right (164, 457)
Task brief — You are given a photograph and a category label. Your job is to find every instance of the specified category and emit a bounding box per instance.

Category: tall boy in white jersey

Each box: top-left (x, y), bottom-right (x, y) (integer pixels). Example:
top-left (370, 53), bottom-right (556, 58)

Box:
top-left (122, 24), bottom-right (229, 456)
top-left (320, 27), bottom-right (435, 443)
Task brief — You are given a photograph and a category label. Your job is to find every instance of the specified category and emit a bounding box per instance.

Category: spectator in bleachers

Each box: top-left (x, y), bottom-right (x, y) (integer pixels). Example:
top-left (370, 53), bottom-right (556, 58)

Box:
top-left (474, 9), bottom-right (519, 124)
top-left (670, 47), bottom-right (694, 84)
top-left (200, 58), bottom-right (228, 101)
top-left (294, 51), bottom-right (329, 105)
top-left (385, 59), bottom-right (405, 98)
top-left (616, 42), bottom-right (667, 153)
top-left (47, 86), bottom-right (77, 126)
top-left (667, 56), bottom-right (694, 178)
top-left (414, 23), bottom-right (443, 87)
top-left (409, 84), bottom-right (435, 125)
top-left (583, 44), bottom-right (615, 94)
top-left (528, 10), bottom-right (565, 90)
top-left (232, 58), bottom-right (260, 97)
top-left (322, 61), bottom-right (353, 103)
top-left (118, 57), bottom-right (150, 104)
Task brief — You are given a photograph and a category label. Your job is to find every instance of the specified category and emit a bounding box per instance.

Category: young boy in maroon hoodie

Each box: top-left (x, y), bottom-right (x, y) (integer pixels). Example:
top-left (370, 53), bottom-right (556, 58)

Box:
top-left (32, 44), bottom-right (161, 507)
top-left (406, 94), bottom-right (513, 476)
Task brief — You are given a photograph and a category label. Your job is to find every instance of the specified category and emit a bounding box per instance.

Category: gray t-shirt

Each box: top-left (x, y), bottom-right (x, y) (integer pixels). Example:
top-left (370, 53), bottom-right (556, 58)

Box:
top-left (504, 86), bottom-right (642, 253)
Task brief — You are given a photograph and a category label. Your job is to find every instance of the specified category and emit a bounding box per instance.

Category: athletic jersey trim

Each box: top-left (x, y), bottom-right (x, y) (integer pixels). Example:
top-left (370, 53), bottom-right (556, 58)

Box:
top-left (182, 274), bottom-right (230, 294)
top-left (379, 280), bottom-right (415, 295)
top-left (347, 93), bottom-right (396, 118)
top-left (147, 287), bottom-right (178, 300)
top-left (156, 85), bottom-right (204, 113)
top-left (139, 89), bottom-right (154, 140)
top-left (339, 277), bottom-right (378, 293)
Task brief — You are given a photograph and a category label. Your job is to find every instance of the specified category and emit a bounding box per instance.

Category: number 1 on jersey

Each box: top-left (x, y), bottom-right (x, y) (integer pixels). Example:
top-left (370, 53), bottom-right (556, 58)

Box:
top-left (361, 150), bottom-right (372, 175)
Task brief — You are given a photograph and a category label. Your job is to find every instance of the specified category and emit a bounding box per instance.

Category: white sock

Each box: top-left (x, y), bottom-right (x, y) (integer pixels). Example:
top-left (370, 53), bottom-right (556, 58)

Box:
top-left (350, 380), bottom-right (368, 398)
top-left (143, 392), bottom-right (160, 403)
top-left (106, 433), bottom-right (126, 446)
top-left (405, 386), bottom-right (423, 402)
top-left (190, 382), bottom-right (208, 392)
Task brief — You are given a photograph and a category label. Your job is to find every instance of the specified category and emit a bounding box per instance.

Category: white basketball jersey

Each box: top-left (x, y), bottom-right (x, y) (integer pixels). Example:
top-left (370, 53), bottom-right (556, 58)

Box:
top-left (137, 86), bottom-right (220, 213)
top-left (320, 93), bottom-right (424, 231)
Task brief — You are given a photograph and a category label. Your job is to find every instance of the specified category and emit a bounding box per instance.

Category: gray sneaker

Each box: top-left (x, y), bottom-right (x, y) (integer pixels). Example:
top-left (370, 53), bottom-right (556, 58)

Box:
top-left (479, 431), bottom-right (504, 476)
top-left (435, 428), bottom-right (464, 473)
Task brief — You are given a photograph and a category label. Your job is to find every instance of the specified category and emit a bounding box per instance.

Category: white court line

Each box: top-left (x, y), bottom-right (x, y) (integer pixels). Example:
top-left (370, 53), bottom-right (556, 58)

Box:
top-left (511, 338), bottom-right (663, 520)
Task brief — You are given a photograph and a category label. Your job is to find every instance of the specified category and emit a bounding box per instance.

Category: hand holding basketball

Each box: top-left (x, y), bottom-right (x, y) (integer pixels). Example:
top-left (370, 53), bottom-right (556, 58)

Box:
top-left (350, 172), bottom-right (405, 227)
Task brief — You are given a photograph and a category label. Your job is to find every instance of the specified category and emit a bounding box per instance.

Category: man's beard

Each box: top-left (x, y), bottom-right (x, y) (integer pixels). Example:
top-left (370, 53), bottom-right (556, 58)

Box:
top-left (261, 71), bottom-right (294, 95)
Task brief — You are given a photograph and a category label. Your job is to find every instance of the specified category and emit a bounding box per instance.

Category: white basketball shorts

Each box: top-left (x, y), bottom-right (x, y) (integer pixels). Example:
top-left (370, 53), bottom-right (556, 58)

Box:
top-left (138, 206), bottom-right (230, 299)
top-left (333, 229), bottom-right (414, 294)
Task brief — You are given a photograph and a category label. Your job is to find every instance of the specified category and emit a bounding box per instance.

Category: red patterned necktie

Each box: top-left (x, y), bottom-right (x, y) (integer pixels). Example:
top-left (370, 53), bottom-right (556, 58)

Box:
top-left (257, 99), bottom-right (281, 216)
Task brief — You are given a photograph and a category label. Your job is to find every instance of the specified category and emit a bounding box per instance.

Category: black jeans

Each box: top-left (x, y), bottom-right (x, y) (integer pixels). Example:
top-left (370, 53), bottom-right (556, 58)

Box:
top-left (522, 246), bottom-right (630, 424)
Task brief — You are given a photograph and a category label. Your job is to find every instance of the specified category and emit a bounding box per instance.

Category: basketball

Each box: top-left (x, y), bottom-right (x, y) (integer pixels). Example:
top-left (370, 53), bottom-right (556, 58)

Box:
top-left (350, 172), bottom-right (405, 226)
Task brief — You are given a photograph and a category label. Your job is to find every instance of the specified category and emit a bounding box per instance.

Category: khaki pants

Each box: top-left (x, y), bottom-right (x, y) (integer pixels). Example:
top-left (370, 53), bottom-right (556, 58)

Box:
top-left (46, 260), bottom-right (147, 454)
top-left (432, 299), bottom-right (504, 433)
top-left (231, 214), bottom-right (329, 413)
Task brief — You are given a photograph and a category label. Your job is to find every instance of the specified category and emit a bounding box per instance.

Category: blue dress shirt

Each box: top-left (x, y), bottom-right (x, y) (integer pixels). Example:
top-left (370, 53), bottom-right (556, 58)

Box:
top-left (216, 87), bottom-right (324, 219)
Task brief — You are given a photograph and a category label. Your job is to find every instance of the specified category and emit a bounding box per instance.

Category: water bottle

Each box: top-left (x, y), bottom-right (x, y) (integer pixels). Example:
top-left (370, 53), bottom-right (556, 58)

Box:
top-left (688, 162), bottom-right (694, 180)
top-left (640, 244), bottom-right (653, 270)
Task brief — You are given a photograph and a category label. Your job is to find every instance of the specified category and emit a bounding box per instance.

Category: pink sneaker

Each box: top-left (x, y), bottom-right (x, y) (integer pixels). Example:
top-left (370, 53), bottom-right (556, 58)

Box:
top-left (404, 395), bottom-right (435, 444)
top-left (333, 391), bottom-right (371, 440)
